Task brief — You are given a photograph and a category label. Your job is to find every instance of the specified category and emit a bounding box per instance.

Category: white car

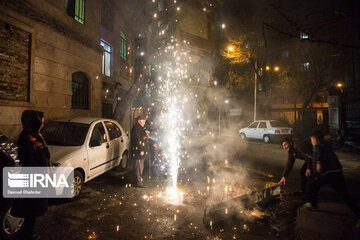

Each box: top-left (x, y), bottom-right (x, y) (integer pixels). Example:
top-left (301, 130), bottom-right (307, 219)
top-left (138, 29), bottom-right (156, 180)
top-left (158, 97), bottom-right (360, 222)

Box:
top-left (239, 120), bottom-right (293, 143)
top-left (42, 117), bottom-right (129, 198)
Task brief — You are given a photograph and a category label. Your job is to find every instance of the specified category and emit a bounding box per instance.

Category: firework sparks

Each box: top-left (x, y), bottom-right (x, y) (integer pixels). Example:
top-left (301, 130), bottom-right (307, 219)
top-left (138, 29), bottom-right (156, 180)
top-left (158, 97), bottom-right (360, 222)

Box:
top-left (153, 35), bottom-right (196, 204)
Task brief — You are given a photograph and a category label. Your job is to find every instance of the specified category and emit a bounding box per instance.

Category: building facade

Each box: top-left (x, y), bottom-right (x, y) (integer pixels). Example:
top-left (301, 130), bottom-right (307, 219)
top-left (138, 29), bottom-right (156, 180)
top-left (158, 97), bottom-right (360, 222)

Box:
top-left (0, 0), bottom-right (135, 140)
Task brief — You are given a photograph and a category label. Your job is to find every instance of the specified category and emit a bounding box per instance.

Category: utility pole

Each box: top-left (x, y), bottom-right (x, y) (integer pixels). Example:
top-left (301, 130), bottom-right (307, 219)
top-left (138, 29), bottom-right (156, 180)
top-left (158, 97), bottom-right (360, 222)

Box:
top-left (254, 61), bottom-right (257, 121)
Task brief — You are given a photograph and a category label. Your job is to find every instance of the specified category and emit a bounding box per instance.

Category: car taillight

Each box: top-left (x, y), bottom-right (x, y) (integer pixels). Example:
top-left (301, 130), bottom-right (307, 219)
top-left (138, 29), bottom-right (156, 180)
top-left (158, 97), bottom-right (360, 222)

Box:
top-left (275, 130), bottom-right (280, 134)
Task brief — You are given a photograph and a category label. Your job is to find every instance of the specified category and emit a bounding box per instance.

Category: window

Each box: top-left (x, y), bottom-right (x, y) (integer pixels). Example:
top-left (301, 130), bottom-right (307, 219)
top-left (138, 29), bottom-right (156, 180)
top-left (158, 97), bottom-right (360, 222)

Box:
top-left (300, 32), bottom-right (308, 39)
top-left (66, 0), bottom-right (85, 24)
top-left (248, 122), bottom-right (259, 128)
top-left (90, 123), bottom-right (107, 147)
top-left (42, 122), bottom-right (89, 146)
top-left (71, 72), bottom-right (89, 109)
top-left (105, 121), bottom-right (122, 140)
top-left (120, 31), bottom-right (127, 60)
top-left (101, 39), bottom-right (112, 77)
top-left (258, 122), bottom-right (266, 128)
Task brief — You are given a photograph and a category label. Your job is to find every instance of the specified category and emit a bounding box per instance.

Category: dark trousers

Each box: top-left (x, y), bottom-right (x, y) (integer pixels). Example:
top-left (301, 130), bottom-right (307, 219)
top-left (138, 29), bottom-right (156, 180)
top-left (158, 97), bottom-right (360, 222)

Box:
top-left (23, 215), bottom-right (36, 239)
top-left (300, 162), bottom-right (308, 193)
top-left (308, 171), bottom-right (360, 218)
top-left (135, 158), bottom-right (144, 186)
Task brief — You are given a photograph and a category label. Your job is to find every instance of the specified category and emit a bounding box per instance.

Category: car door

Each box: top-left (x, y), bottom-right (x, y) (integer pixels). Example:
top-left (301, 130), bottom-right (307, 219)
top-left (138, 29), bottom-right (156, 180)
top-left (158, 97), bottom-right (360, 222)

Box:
top-left (87, 121), bottom-right (111, 177)
top-left (104, 121), bottom-right (122, 169)
top-left (256, 121), bottom-right (267, 139)
top-left (246, 122), bottom-right (259, 138)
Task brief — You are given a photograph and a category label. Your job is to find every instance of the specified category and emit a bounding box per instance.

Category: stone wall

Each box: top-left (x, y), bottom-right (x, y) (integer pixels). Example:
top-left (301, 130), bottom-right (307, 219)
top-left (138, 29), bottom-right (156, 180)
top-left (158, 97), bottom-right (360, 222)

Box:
top-left (0, 19), bottom-right (30, 102)
top-left (0, 0), bottom-right (136, 141)
top-left (0, 0), bottom-right (103, 141)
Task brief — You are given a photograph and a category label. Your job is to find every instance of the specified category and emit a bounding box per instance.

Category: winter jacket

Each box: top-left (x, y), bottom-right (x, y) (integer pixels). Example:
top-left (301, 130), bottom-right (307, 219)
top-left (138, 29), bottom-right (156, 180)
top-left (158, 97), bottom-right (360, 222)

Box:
top-left (130, 122), bottom-right (149, 160)
top-left (312, 143), bottom-right (342, 176)
top-left (11, 110), bottom-right (50, 218)
top-left (282, 143), bottom-right (312, 178)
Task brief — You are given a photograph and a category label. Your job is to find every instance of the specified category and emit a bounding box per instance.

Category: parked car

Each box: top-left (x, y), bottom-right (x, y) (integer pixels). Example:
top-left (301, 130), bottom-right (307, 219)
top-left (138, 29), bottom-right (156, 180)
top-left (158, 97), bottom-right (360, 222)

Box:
top-left (0, 133), bottom-right (24, 240)
top-left (239, 120), bottom-right (293, 143)
top-left (41, 117), bottom-right (129, 198)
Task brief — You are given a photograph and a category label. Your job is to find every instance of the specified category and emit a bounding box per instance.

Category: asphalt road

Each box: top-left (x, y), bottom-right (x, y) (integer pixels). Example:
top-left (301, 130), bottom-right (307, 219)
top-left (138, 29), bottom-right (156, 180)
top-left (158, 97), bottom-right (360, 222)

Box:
top-left (32, 139), bottom-right (360, 240)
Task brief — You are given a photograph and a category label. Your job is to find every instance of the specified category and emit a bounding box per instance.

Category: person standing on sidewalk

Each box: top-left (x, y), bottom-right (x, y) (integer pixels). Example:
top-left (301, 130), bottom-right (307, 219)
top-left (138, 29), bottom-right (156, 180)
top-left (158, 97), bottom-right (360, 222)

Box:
top-left (304, 132), bottom-right (360, 228)
top-left (278, 138), bottom-right (313, 195)
top-left (131, 115), bottom-right (149, 187)
top-left (11, 110), bottom-right (51, 240)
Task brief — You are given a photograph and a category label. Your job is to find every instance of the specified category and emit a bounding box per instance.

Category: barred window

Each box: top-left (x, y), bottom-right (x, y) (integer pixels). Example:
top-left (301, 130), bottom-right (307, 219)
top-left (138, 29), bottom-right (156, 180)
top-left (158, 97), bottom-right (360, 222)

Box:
top-left (66, 0), bottom-right (86, 24)
top-left (71, 72), bottom-right (89, 109)
top-left (120, 31), bottom-right (127, 60)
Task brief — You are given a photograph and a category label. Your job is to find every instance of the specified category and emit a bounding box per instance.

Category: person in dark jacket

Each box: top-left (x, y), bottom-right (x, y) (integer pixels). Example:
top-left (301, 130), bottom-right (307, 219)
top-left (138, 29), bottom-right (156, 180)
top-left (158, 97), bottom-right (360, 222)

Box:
top-left (11, 110), bottom-right (50, 240)
top-left (304, 132), bottom-right (360, 228)
top-left (278, 138), bottom-right (312, 194)
top-left (131, 115), bottom-right (149, 187)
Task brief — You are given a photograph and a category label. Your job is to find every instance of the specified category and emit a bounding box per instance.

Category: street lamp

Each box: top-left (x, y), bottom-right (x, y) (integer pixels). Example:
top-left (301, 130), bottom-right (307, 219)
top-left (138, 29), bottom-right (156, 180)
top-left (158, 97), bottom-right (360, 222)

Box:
top-left (227, 45), bottom-right (234, 52)
top-left (266, 66), bottom-right (280, 71)
top-left (265, 65), bottom-right (280, 117)
top-left (336, 82), bottom-right (344, 134)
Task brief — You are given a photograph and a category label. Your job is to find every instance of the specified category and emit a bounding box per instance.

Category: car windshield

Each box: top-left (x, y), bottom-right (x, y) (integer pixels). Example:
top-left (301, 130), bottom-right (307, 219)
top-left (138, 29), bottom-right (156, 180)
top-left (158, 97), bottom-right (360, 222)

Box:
top-left (42, 122), bottom-right (90, 146)
top-left (269, 121), bottom-right (291, 128)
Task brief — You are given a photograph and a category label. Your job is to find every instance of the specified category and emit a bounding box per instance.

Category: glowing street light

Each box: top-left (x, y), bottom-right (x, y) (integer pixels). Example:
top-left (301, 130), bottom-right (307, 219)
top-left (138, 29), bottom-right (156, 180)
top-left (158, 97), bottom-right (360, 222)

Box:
top-left (221, 23), bottom-right (226, 29)
top-left (266, 65), bottom-right (280, 71)
top-left (337, 82), bottom-right (343, 88)
top-left (227, 45), bottom-right (234, 52)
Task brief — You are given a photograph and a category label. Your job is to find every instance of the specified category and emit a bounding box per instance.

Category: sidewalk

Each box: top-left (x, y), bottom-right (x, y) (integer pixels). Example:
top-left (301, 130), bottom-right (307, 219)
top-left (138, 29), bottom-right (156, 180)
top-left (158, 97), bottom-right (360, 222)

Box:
top-left (335, 146), bottom-right (360, 169)
top-left (295, 146), bottom-right (360, 240)
top-left (296, 202), bottom-right (360, 240)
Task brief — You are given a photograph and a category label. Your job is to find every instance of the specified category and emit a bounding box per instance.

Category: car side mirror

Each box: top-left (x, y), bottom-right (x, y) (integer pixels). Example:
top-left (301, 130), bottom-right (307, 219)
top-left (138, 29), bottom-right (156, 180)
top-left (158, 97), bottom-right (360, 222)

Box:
top-left (90, 139), bottom-right (101, 147)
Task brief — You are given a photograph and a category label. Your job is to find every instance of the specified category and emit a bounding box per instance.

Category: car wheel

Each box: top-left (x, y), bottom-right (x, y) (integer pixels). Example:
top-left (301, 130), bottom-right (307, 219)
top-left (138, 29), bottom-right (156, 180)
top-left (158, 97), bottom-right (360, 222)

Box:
top-left (1, 202), bottom-right (24, 240)
top-left (263, 135), bottom-right (270, 143)
top-left (71, 170), bottom-right (84, 199)
top-left (240, 133), bottom-right (246, 140)
top-left (119, 151), bottom-right (128, 170)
